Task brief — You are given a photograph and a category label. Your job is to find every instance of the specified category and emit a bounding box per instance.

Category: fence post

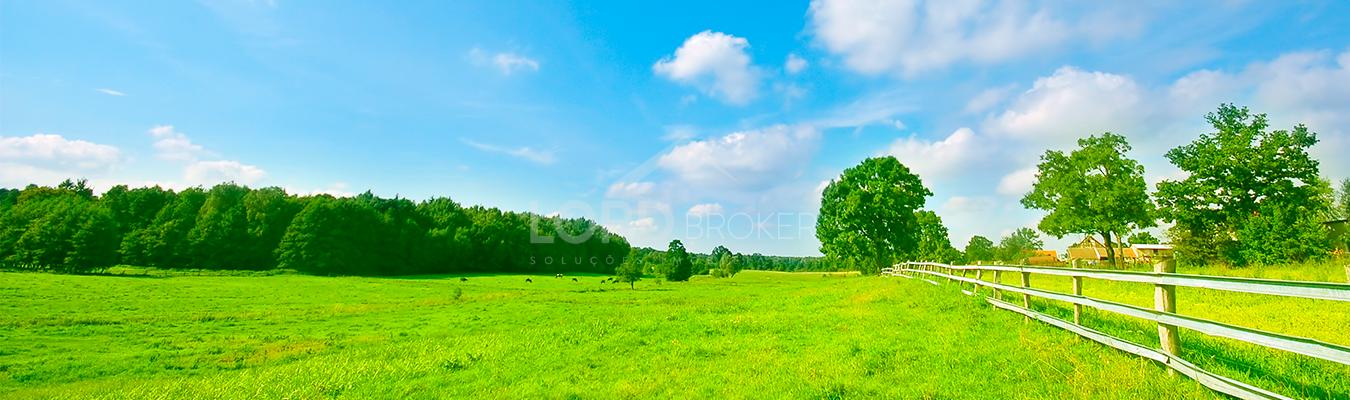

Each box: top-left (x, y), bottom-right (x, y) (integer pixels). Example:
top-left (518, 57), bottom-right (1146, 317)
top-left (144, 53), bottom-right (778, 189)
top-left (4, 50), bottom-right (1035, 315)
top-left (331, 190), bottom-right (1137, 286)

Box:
top-left (1072, 276), bottom-right (1083, 325)
top-left (1020, 270), bottom-right (1031, 322)
top-left (1155, 257), bottom-right (1180, 375)
top-left (993, 270), bottom-right (1002, 300)
top-left (974, 269), bottom-right (983, 295)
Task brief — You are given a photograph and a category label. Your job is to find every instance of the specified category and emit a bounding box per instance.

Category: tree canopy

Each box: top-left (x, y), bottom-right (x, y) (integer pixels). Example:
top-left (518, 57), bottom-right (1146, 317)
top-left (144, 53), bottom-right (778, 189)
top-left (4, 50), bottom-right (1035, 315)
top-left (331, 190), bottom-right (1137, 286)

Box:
top-left (816, 156), bottom-right (932, 274)
top-left (1155, 104), bottom-right (1330, 266)
top-left (1021, 132), bottom-right (1153, 266)
top-left (0, 181), bottom-right (628, 276)
top-left (963, 236), bottom-right (996, 263)
top-left (664, 239), bottom-right (693, 281)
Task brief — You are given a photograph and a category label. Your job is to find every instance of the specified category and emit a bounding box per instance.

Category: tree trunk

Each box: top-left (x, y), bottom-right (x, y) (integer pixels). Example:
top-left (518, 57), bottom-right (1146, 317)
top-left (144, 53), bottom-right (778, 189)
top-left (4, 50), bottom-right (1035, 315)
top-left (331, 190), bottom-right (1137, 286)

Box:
top-left (1103, 231), bottom-right (1117, 268)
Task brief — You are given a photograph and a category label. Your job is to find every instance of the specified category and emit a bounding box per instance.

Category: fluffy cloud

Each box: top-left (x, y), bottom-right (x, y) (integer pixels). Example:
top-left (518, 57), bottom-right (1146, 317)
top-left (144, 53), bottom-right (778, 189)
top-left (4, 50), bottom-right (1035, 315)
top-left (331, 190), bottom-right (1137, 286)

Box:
top-left (988, 67), bottom-right (1147, 142)
top-left (653, 30), bottom-right (761, 105)
top-left (657, 124), bottom-right (819, 190)
top-left (686, 203), bottom-right (724, 217)
top-left (628, 217), bottom-right (658, 231)
top-left (995, 166), bottom-right (1037, 197)
top-left (185, 160), bottom-right (266, 185)
top-left (785, 53), bottom-right (808, 74)
top-left (95, 88), bottom-right (126, 96)
top-left (606, 181), bottom-right (656, 198)
top-left (150, 125), bottom-right (209, 161)
top-left (809, 0), bottom-right (1136, 76)
top-left (461, 138), bottom-right (556, 165)
top-left (0, 134), bottom-right (123, 187)
top-left (882, 127), bottom-right (986, 179)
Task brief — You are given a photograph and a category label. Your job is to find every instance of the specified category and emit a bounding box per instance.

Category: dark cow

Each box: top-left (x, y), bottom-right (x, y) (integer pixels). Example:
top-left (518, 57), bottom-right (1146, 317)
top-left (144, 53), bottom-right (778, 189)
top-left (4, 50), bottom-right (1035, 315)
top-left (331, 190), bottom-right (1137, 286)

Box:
top-left (459, 277), bottom-right (468, 282)
top-left (525, 278), bottom-right (533, 283)
top-left (571, 278), bottom-right (578, 282)
top-left (555, 274), bottom-right (563, 279)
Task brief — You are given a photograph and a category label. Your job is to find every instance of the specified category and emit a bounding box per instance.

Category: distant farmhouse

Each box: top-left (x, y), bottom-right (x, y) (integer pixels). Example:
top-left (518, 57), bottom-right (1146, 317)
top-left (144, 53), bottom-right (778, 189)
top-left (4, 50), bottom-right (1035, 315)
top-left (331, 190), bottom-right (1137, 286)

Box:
top-left (1065, 236), bottom-right (1173, 265)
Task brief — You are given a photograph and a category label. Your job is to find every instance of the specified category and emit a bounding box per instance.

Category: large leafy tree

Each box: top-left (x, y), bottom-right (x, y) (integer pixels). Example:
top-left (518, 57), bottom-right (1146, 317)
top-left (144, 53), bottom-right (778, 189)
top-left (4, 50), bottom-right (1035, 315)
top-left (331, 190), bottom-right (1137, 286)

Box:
top-left (817, 156), bottom-right (932, 274)
top-left (1021, 132), bottom-right (1154, 266)
top-left (964, 236), bottom-right (996, 262)
top-left (664, 239), bottom-right (693, 281)
top-left (1156, 104), bottom-right (1327, 265)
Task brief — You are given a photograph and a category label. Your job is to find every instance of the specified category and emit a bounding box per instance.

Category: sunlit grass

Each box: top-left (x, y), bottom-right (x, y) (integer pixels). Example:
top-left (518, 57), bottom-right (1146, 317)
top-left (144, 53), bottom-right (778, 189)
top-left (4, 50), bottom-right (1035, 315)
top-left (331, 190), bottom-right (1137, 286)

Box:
top-left (968, 257), bottom-right (1350, 399)
top-left (0, 270), bottom-right (1217, 399)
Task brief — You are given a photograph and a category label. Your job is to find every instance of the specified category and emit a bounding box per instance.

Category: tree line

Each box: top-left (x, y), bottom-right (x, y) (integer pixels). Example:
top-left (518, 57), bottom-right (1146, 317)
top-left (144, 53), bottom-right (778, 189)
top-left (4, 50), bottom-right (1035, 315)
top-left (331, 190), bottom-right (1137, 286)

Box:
top-left (0, 181), bottom-right (630, 275)
top-left (817, 104), bottom-right (1350, 271)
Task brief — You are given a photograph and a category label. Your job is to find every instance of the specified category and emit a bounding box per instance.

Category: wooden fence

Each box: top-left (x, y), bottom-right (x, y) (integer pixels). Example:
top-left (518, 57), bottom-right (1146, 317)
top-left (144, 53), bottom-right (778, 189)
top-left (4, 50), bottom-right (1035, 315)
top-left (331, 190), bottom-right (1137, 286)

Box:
top-left (886, 261), bottom-right (1350, 400)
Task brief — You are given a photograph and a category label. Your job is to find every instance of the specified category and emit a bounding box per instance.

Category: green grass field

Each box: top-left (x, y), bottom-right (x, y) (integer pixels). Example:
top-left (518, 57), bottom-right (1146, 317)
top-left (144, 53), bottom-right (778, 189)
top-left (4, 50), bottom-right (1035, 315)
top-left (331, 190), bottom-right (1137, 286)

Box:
top-left (0, 270), bottom-right (1231, 399)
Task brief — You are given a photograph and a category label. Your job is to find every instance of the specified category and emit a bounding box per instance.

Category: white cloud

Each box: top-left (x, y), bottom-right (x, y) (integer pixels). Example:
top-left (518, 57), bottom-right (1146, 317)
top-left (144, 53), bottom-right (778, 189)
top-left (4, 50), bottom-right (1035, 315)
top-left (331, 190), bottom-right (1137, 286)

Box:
top-left (95, 88), bottom-right (126, 96)
top-left (628, 217), bottom-right (658, 231)
top-left (988, 67), bottom-right (1146, 142)
top-left (785, 53), bottom-right (808, 74)
top-left (686, 203), bottom-right (724, 217)
top-left (653, 30), bottom-right (761, 105)
top-left (469, 48), bottom-right (540, 75)
top-left (882, 127), bottom-right (986, 179)
top-left (461, 138), bottom-right (556, 165)
top-left (996, 166), bottom-right (1037, 197)
top-left (942, 196), bottom-right (996, 214)
top-left (965, 84), bottom-right (1017, 114)
top-left (657, 124), bottom-right (819, 190)
top-left (493, 52), bottom-right (540, 75)
top-left (606, 181), bottom-right (656, 198)
top-left (0, 134), bottom-right (122, 170)
top-left (149, 125), bottom-right (209, 161)
top-left (184, 160), bottom-right (266, 185)
top-left (0, 134), bottom-right (123, 187)
top-left (808, 0), bottom-right (1138, 76)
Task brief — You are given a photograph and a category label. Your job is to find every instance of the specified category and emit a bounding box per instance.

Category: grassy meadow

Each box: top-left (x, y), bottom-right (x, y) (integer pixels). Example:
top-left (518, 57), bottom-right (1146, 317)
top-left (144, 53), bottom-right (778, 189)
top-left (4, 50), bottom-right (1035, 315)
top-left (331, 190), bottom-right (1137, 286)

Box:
top-left (0, 270), bottom-right (1226, 399)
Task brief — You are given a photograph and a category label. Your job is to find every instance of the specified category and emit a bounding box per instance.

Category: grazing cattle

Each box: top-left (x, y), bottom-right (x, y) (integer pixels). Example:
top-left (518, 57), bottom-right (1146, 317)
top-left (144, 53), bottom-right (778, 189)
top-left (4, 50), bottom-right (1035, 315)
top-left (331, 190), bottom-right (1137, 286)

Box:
top-left (571, 278), bottom-right (578, 282)
top-left (525, 278), bottom-right (533, 283)
top-left (459, 277), bottom-right (468, 282)
top-left (555, 274), bottom-right (563, 279)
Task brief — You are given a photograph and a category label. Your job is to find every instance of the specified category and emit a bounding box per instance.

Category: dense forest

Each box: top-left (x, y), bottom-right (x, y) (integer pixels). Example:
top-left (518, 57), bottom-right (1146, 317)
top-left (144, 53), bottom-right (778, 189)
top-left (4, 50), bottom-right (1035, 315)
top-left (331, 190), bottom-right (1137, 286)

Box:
top-left (0, 180), bottom-right (842, 276)
top-left (0, 180), bottom-right (631, 276)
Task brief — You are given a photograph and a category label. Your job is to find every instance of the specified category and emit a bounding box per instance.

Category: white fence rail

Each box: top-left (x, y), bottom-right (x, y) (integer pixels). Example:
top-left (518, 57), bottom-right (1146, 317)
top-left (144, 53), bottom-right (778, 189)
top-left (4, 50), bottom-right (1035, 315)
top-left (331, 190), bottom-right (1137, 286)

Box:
top-left (888, 261), bottom-right (1350, 400)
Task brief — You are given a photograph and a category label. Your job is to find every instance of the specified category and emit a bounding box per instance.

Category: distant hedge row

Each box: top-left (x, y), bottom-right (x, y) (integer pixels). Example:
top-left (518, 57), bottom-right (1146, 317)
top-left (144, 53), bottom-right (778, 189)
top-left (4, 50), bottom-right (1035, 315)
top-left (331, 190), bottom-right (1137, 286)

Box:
top-left (0, 180), bottom-right (629, 276)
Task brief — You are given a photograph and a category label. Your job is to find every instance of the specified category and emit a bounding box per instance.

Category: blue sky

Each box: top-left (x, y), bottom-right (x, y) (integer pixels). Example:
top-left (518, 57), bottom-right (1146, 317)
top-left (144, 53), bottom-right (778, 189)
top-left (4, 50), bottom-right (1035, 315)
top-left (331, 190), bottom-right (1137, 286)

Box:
top-left (2, 1), bottom-right (1348, 256)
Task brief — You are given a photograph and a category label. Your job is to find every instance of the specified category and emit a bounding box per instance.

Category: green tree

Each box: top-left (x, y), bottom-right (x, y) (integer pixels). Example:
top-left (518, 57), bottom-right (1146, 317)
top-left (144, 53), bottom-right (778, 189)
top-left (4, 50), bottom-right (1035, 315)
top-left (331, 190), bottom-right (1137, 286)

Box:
top-left (914, 210), bottom-right (960, 263)
top-left (964, 236), bottom-right (996, 263)
top-left (1021, 132), bottom-right (1154, 267)
top-left (817, 156), bottom-right (932, 274)
top-left (664, 239), bottom-right (693, 281)
top-left (1126, 231), bottom-right (1159, 245)
top-left (242, 187), bottom-right (301, 269)
top-left (616, 255), bottom-right (643, 289)
top-left (1155, 104), bottom-right (1328, 265)
top-left (997, 228), bottom-right (1043, 263)
top-left (188, 183), bottom-right (251, 269)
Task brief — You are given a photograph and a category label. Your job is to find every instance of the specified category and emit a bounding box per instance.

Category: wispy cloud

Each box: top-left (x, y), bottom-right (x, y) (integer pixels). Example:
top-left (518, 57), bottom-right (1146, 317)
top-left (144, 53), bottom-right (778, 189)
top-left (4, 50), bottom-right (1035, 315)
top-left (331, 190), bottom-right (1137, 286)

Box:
top-left (95, 88), bottom-right (126, 96)
top-left (461, 138), bottom-right (556, 165)
top-left (469, 48), bottom-right (540, 75)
